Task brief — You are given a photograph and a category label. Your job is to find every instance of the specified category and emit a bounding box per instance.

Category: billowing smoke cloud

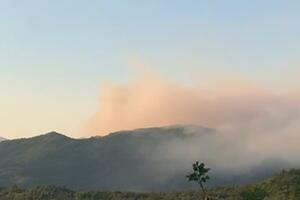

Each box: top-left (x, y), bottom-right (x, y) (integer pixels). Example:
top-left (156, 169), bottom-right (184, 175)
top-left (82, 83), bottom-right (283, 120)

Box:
top-left (84, 72), bottom-right (300, 187)
top-left (86, 72), bottom-right (300, 138)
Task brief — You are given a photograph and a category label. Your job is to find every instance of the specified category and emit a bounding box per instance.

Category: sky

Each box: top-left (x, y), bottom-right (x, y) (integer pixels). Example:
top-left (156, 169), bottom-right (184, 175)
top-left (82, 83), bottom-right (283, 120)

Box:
top-left (1, 0), bottom-right (300, 139)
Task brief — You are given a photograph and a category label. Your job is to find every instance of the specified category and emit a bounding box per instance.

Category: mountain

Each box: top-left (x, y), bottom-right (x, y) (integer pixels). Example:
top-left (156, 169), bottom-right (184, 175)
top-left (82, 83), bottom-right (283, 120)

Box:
top-left (0, 126), bottom-right (292, 191)
top-left (0, 137), bottom-right (6, 142)
top-left (1, 169), bottom-right (300, 199)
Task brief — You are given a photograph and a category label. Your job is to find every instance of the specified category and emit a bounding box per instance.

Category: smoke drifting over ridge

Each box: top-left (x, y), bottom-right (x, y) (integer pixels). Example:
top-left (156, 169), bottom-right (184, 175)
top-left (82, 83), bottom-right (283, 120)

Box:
top-left (87, 73), bottom-right (300, 135)
top-left (84, 72), bottom-right (300, 176)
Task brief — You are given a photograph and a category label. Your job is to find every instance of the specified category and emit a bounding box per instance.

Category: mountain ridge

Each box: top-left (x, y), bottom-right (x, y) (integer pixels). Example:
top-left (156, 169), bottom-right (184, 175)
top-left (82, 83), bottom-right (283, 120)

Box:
top-left (0, 125), bottom-right (293, 191)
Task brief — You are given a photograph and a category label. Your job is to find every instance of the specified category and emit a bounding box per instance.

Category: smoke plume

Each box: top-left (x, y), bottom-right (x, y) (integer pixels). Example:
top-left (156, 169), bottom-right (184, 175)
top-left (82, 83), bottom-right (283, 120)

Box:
top-left (86, 73), bottom-right (300, 138)
top-left (83, 72), bottom-right (300, 186)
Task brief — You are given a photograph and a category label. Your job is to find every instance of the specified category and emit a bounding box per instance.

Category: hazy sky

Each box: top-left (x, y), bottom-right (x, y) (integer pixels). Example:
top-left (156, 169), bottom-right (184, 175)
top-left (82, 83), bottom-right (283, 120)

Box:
top-left (1, 1), bottom-right (300, 139)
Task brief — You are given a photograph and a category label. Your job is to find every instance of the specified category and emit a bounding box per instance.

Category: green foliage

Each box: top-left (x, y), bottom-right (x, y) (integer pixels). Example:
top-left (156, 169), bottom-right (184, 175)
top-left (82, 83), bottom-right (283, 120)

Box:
top-left (186, 161), bottom-right (210, 199)
top-left (186, 161), bottom-right (210, 185)
top-left (240, 187), bottom-right (267, 200)
top-left (1, 169), bottom-right (300, 199)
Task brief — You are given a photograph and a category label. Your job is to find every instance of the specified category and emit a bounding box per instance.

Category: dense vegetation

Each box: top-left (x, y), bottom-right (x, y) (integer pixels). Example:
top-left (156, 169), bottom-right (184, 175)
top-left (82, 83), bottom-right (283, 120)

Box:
top-left (0, 169), bottom-right (299, 200)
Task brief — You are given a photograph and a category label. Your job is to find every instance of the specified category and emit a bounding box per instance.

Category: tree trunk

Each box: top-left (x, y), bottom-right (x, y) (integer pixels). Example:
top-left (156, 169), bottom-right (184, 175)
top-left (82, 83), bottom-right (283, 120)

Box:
top-left (199, 183), bottom-right (207, 200)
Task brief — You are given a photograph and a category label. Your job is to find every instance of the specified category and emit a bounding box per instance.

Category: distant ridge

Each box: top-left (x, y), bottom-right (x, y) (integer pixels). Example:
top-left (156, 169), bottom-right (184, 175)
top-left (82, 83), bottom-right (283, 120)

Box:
top-left (106, 124), bottom-right (215, 137)
top-left (32, 131), bottom-right (73, 140)
top-left (0, 137), bottom-right (6, 142)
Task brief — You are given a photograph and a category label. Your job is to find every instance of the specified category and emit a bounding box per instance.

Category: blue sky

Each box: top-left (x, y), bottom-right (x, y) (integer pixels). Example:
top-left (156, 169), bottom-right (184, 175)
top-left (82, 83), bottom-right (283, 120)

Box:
top-left (1, 0), bottom-right (300, 138)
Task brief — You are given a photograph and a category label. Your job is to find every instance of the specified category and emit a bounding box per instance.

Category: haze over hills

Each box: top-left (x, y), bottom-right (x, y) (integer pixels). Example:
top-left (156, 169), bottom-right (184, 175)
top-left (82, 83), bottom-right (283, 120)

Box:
top-left (0, 125), bottom-right (294, 191)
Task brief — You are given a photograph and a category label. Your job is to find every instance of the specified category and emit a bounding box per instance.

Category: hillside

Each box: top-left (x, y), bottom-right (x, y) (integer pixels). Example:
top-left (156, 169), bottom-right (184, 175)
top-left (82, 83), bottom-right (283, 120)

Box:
top-left (0, 137), bottom-right (6, 142)
top-left (0, 126), bottom-right (291, 191)
top-left (0, 169), bottom-right (299, 200)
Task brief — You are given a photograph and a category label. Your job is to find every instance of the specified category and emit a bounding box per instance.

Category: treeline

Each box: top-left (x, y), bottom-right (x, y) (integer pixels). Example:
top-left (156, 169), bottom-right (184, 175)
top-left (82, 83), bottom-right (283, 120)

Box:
top-left (0, 185), bottom-right (265, 200)
top-left (0, 185), bottom-right (207, 200)
top-left (0, 169), bottom-right (300, 200)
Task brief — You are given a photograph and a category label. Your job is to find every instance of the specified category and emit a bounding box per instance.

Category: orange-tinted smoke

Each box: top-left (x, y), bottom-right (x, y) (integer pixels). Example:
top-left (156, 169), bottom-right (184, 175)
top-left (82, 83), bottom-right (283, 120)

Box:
top-left (85, 73), bottom-right (300, 136)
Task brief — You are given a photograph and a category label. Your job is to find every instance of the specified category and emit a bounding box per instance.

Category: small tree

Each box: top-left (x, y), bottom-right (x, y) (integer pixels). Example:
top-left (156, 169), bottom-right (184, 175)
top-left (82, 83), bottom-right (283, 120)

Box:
top-left (187, 161), bottom-right (210, 200)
